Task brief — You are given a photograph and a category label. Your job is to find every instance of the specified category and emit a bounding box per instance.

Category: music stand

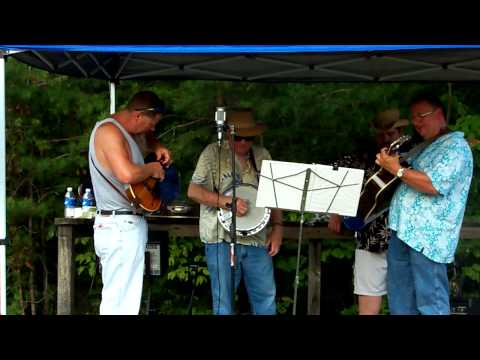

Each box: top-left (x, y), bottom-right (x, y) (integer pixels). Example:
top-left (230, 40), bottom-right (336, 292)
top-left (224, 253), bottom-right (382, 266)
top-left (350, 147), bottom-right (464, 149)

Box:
top-left (256, 160), bottom-right (364, 315)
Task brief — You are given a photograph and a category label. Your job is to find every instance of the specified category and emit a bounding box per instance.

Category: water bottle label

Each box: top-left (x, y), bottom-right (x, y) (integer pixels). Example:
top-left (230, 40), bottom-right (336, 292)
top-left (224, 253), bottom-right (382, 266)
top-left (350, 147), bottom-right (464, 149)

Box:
top-left (82, 198), bottom-right (94, 207)
top-left (64, 197), bottom-right (77, 207)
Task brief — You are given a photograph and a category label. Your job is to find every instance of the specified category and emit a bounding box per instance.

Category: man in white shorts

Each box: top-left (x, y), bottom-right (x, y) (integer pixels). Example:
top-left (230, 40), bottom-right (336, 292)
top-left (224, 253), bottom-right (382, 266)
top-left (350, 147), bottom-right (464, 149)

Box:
top-left (328, 108), bottom-right (408, 314)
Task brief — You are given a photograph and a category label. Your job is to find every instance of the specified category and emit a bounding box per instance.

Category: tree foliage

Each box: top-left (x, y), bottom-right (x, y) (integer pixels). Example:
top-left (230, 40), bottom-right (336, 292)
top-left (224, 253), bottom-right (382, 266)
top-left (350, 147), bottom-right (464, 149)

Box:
top-left (4, 59), bottom-right (480, 314)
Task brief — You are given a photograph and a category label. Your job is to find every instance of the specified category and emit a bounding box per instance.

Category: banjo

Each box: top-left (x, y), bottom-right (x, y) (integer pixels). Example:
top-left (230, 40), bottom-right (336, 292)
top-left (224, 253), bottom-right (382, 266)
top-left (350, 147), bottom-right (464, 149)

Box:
top-left (217, 183), bottom-right (271, 237)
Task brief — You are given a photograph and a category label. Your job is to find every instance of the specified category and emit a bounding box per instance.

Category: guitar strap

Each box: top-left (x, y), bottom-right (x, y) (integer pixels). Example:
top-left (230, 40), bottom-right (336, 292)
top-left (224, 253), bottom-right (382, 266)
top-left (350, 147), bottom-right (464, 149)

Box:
top-left (363, 207), bottom-right (389, 227)
top-left (213, 148), bottom-right (259, 202)
top-left (249, 147), bottom-right (260, 182)
top-left (400, 141), bottom-right (430, 162)
top-left (401, 128), bottom-right (451, 163)
top-left (89, 154), bottom-right (137, 208)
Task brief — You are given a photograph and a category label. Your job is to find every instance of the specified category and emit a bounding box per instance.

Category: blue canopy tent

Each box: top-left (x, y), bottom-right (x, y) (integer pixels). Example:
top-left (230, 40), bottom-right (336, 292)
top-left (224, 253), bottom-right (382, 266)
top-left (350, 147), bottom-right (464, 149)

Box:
top-left (2, 44), bottom-right (480, 314)
top-left (6, 45), bottom-right (480, 82)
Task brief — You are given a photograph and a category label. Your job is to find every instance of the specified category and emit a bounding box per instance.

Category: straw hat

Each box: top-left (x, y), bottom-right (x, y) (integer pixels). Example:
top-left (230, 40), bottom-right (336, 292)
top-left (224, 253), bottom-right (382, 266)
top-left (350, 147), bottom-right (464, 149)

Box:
top-left (372, 108), bottom-right (409, 131)
top-left (227, 109), bottom-right (266, 137)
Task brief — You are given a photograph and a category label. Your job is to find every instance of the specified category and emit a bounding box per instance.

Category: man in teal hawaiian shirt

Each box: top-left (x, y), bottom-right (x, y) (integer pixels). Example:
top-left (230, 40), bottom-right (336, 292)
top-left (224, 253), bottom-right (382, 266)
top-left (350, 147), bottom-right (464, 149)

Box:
top-left (376, 94), bottom-right (473, 315)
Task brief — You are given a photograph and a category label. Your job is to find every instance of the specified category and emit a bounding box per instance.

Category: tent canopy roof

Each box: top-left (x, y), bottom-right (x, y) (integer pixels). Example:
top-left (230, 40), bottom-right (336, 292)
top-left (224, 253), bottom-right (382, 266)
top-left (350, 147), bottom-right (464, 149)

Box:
top-left (2, 44), bottom-right (480, 82)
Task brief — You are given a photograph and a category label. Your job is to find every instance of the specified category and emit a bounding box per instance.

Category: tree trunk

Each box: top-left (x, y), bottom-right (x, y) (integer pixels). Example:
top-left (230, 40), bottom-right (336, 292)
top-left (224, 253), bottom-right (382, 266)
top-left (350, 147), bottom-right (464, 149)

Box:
top-left (15, 268), bottom-right (26, 315)
top-left (28, 177), bottom-right (36, 315)
top-left (40, 217), bottom-right (50, 314)
top-left (29, 269), bottom-right (36, 315)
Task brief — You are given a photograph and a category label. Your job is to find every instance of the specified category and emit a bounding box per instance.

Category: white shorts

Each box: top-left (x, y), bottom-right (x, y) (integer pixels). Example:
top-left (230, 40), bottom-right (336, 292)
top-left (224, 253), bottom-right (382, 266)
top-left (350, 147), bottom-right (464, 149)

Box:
top-left (353, 248), bottom-right (387, 296)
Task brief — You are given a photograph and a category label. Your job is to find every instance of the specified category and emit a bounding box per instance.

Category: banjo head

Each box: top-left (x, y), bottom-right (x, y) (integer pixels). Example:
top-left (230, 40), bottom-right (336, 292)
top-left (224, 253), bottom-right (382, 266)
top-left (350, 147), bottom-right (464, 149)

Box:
top-left (218, 183), bottom-right (271, 237)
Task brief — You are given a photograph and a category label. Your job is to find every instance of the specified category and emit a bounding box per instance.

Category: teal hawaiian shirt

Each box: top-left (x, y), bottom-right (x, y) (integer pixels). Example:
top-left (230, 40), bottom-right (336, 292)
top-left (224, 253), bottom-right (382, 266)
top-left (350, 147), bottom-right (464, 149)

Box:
top-left (389, 131), bottom-right (473, 263)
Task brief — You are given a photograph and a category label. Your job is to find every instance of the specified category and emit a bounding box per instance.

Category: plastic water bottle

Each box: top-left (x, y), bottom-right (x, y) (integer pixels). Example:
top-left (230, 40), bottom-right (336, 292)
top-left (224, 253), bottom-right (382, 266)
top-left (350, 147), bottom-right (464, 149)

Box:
top-left (64, 187), bottom-right (76, 218)
top-left (82, 188), bottom-right (95, 218)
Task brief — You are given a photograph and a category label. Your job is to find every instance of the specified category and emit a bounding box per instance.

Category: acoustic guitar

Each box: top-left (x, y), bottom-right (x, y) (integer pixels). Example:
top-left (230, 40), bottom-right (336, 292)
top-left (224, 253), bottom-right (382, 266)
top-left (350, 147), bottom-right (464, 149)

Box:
top-left (343, 135), bottom-right (413, 231)
top-left (125, 153), bottom-right (179, 213)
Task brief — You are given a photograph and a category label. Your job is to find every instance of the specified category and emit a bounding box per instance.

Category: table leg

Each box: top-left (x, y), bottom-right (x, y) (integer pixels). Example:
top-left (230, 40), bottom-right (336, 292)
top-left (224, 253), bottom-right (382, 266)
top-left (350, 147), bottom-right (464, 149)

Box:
top-left (307, 239), bottom-right (321, 315)
top-left (57, 225), bottom-right (74, 315)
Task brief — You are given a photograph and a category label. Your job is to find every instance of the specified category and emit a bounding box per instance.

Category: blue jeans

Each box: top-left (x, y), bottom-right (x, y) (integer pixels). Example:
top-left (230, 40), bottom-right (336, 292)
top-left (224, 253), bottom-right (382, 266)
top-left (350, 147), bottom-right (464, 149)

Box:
top-left (387, 231), bottom-right (450, 315)
top-left (204, 242), bottom-right (276, 315)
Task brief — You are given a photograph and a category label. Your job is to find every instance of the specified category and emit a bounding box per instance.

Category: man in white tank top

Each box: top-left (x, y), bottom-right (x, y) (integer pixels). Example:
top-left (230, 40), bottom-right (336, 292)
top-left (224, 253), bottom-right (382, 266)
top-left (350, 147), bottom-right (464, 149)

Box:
top-left (89, 91), bottom-right (172, 315)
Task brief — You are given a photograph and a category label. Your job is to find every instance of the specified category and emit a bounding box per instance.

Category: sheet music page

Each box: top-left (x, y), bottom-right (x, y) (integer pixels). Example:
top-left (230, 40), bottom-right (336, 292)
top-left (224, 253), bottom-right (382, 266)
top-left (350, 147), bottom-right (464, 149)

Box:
top-left (256, 160), bottom-right (364, 216)
top-left (306, 164), bottom-right (364, 216)
top-left (256, 160), bottom-right (307, 211)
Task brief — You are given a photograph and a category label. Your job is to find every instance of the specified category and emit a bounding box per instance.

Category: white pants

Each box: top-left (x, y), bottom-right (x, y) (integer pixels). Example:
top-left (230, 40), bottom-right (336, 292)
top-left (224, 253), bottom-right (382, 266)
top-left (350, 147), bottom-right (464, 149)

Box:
top-left (93, 214), bottom-right (148, 315)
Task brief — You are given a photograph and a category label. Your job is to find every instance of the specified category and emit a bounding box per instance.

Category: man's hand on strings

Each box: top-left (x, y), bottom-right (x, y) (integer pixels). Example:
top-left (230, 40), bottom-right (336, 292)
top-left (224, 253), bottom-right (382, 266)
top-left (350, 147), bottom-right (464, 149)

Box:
top-left (154, 145), bottom-right (172, 167)
top-left (375, 147), bottom-right (401, 175)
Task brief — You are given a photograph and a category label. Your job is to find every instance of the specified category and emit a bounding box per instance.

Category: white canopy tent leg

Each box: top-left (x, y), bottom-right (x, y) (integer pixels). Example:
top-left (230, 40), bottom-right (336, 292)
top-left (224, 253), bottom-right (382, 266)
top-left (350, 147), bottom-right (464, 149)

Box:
top-left (0, 245), bottom-right (4, 315)
top-left (0, 54), bottom-right (7, 315)
top-left (109, 81), bottom-right (116, 114)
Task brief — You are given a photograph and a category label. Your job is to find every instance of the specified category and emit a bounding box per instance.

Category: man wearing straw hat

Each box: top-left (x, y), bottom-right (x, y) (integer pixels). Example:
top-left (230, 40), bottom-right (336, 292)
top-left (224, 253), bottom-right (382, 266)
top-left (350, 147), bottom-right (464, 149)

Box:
top-left (328, 108), bottom-right (408, 315)
top-left (188, 108), bottom-right (283, 315)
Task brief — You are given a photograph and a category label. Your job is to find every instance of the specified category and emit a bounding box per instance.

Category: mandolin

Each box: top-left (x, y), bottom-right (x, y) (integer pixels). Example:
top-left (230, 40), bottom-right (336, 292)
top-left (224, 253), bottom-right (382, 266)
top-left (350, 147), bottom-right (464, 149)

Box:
top-left (126, 177), bottom-right (163, 212)
top-left (125, 153), bottom-right (179, 213)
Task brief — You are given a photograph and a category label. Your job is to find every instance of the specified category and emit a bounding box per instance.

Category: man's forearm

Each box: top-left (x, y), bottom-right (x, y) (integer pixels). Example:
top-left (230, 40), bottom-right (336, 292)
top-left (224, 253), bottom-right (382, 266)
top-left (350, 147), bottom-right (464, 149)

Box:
top-left (118, 162), bottom-right (158, 185)
top-left (187, 183), bottom-right (229, 209)
top-left (398, 167), bottom-right (439, 195)
top-left (270, 209), bottom-right (283, 225)
top-left (270, 209), bottom-right (284, 234)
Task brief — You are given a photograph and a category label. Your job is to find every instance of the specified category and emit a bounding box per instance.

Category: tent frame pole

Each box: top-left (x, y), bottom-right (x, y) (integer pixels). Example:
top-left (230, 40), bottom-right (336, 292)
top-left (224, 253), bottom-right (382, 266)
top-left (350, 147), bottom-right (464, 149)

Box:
top-left (0, 54), bottom-right (7, 315)
top-left (109, 81), bottom-right (116, 114)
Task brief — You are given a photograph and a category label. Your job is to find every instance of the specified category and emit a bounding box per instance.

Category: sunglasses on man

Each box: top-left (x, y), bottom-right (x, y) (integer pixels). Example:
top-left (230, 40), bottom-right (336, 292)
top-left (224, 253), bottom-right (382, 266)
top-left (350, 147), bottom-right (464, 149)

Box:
top-left (135, 106), bottom-right (165, 114)
top-left (233, 135), bottom-right (255, 142)
top-left (411, 107), bottom-right (437, 120)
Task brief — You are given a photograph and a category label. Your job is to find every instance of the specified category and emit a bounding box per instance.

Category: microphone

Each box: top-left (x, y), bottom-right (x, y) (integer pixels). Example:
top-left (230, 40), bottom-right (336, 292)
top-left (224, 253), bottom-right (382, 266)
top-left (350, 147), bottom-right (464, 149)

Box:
top-left (215, 107), bottom-right (226, 147)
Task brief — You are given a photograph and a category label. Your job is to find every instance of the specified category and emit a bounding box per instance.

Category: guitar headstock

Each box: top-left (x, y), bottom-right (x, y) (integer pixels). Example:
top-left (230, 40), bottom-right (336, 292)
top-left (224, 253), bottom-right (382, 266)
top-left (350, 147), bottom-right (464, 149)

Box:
top-left (388, 135), bottom-right (412, 154)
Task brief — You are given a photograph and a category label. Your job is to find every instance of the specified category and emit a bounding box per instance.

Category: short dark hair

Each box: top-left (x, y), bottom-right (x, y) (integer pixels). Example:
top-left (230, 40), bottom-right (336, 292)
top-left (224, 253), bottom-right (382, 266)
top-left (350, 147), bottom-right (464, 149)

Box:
top-left (126, 91), bottom-right (165, 115)
top-left (409, 93), bottom-right (446, 118)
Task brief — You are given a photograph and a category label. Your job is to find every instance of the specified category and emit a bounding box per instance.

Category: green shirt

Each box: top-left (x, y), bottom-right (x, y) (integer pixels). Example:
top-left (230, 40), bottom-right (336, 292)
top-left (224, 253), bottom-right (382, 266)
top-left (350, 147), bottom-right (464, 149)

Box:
top-left (190, 141), bottom-right (272, 247)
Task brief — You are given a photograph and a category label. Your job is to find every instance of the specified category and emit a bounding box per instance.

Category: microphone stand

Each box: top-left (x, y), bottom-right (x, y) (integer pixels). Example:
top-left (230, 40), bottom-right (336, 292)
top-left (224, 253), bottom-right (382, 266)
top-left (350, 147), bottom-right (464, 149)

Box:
top-left (228, 124), bottom-right (238, 314)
